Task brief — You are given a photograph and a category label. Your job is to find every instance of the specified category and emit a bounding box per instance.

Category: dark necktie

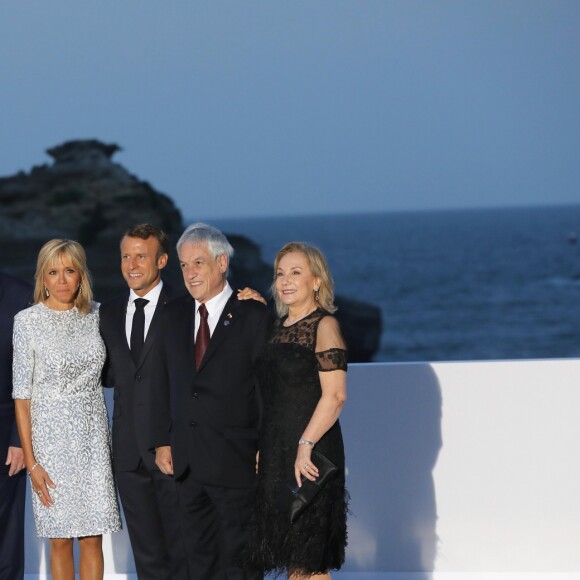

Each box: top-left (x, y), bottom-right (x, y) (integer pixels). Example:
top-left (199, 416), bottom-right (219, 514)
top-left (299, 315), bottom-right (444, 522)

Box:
top-left (130, 298), bottom-right (149, 364)
top-left (195, 303), bottom-right (210, 369)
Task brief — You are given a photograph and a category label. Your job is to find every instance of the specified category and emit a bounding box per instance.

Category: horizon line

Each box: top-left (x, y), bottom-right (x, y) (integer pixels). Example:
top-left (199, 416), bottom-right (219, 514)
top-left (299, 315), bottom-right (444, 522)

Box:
top-left (193, 200), bottom-right (580, 223)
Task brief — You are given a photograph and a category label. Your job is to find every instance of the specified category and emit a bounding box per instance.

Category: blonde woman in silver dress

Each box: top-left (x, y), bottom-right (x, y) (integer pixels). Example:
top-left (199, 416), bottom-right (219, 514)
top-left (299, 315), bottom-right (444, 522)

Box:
top-left (13, 239), bottom-right (120, 580)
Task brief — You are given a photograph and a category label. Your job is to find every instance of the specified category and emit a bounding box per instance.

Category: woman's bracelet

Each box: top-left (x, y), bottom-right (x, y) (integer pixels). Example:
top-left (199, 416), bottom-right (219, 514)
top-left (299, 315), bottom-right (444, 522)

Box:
top-left (28, 463), bottom-right (39, 476)
top-left (298, 438), bottom-right (315, 447)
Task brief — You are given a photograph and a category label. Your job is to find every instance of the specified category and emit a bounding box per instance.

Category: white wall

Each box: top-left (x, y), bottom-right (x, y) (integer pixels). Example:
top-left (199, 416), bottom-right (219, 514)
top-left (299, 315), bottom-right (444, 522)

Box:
top-left (343, 359), bottom-right (580, 577)
top-left (24, 359), bottom-right (580, 579)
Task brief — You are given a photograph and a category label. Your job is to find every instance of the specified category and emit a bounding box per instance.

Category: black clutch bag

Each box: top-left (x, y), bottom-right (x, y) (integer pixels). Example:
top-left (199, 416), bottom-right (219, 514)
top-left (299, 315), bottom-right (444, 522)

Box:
top-left (277, 450), bottom-right (338, 524)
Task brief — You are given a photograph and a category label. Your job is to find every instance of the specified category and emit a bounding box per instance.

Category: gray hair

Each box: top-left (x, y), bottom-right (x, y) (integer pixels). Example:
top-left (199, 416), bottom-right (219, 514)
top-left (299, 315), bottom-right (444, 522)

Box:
top-left (177, 222), bottom-right (234, 261)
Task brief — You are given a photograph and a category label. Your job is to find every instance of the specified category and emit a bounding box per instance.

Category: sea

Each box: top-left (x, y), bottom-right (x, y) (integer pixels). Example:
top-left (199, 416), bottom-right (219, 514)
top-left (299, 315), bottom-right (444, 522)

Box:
top-left (210, 204), bottom-right (580, 363)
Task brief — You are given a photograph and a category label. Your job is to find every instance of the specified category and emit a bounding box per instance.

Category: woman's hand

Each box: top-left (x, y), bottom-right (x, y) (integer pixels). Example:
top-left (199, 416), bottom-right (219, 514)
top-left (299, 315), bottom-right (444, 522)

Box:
top-left (294, 445), bottom-right (319, 487)
top-left (290, 316), bottom-right (347, 488)
top-left (30, 465), bottom-right (56, 507)
top-left (255, 450), bottom-right (260, 474)
top-left (237, 287), bottom-right (267, 305)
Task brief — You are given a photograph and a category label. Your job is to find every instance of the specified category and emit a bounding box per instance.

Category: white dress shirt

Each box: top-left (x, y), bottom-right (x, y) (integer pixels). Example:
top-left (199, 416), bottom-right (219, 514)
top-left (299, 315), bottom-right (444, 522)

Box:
top-left (125, 281), bottom-right (164, 346)
top-left (194, 282), bottom-right (234, 339)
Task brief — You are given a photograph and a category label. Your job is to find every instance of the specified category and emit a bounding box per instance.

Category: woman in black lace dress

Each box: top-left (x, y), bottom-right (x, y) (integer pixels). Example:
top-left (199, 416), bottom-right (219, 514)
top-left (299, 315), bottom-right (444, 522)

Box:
top-left (245, 242), bottom-right (348, 579)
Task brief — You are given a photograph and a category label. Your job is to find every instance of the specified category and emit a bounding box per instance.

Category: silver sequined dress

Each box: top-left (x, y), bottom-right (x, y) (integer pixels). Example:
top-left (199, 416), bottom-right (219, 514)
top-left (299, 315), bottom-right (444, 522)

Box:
top-left (12, 302), bottom-right (121, 538)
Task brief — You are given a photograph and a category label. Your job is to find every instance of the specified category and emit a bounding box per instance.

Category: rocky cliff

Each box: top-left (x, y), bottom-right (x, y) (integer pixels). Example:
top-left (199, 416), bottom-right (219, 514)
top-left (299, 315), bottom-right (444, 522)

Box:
top-left (0, 139), bottom-right (183, 243)
top-left (0, 140), bottom-right (381, 361)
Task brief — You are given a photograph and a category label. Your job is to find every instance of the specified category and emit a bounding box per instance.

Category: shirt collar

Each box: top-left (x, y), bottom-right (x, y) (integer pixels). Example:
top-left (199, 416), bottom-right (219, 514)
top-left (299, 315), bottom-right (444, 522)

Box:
top-left (195, 281), bottom-right (233, 318)
top-left (129, 280), bottom-right (164, 306)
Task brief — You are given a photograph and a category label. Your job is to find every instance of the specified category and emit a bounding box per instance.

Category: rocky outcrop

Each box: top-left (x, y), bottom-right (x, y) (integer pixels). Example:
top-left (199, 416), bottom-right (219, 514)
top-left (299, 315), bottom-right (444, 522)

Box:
top-left (0, 139), bottom-right (182, 244)
top-left (0, 140), bottom-right (381, 361)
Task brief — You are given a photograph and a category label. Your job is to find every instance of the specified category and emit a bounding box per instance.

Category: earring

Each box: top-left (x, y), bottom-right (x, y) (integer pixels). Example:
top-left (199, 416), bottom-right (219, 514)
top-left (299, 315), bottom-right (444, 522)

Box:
top-left (78, 283), bottom-right (82, 293)
top-left (44, 287), bottom-right (50, 298)
top-left (314, 288), bottom-right (320, 302)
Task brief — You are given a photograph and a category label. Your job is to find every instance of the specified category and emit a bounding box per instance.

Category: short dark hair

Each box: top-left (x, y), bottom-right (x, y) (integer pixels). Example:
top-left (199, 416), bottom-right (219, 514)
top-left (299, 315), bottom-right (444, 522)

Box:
top-left (123, 224), bottom-right (169, 258)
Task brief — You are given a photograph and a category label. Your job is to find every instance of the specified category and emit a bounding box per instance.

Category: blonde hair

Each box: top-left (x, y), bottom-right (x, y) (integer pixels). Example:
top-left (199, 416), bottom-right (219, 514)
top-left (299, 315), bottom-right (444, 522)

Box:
top-left (272, 242), bottom-right (337, 317)
top-left (34, 239), bottom-right (93, 314)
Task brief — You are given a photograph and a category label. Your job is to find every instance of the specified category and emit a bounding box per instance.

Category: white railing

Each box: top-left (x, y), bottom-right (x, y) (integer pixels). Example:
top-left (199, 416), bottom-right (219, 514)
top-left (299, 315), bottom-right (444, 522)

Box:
top-left (24, 359), bottom-right (580, 580)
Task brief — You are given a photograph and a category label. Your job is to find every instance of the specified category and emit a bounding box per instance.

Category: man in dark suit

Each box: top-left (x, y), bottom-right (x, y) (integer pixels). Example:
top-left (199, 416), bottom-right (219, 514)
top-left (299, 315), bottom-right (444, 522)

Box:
top-left (99, 224), bottom-right (187, 580)
top-left (152, 223), bottom-right (271, 580)
top-left (0, 271), bottom-right (32, 580)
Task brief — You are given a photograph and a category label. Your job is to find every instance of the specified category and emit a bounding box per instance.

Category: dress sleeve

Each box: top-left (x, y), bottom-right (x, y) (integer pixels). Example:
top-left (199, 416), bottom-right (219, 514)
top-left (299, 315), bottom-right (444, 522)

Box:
top-left (315, 315), bottom-right (348, 372)
top-left (12, 312), bottom-right (34, 399)
top-left (316, 348), bottom-right (347, 372)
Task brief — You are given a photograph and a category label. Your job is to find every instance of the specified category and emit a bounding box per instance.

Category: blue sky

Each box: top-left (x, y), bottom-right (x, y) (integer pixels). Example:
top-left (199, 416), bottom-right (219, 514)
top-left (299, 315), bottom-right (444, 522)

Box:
top-left (1, 1), bottom-right (579, 219)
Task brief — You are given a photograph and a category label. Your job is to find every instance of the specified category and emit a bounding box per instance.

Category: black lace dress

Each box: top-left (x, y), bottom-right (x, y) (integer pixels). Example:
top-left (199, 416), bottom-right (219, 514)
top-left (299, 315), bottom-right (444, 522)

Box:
top-left (244, 308), bottom-right (348, 576)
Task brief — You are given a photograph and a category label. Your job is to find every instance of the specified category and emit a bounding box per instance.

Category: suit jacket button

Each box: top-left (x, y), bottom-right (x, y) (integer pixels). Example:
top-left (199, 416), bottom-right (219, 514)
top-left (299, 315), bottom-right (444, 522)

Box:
top-left (190, 421), bottom-right (197, 428)
top-left (135, 375), bottom-right (142, 382)
top-left (192, 392), bottom-right (199, 399)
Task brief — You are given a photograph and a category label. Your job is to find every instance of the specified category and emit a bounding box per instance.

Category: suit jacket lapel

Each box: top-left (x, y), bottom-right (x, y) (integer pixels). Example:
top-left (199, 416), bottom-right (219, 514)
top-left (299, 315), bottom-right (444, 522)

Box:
top-left (137, 283), bottom-right (172, 367)
top-left (197, 294), bottom-right (240, 372)
top-left (182, 295), bottom-right (197, 377)
top-left (115, 293), bottom-right (133, 360)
